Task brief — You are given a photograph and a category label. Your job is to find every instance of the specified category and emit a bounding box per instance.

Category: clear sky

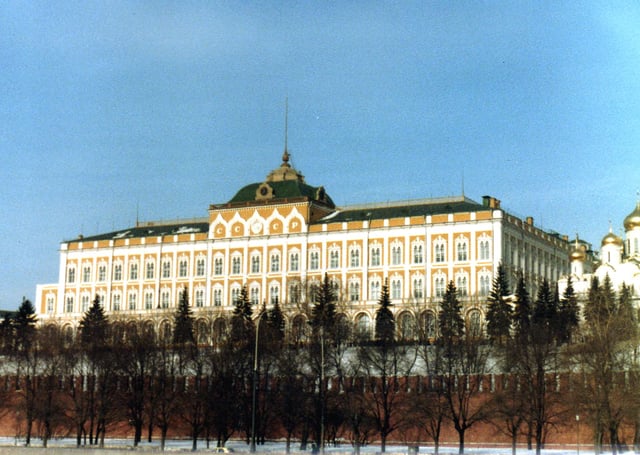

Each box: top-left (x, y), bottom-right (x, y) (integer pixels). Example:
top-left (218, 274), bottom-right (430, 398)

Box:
top-left (1, 2), bottom-right (639, 311)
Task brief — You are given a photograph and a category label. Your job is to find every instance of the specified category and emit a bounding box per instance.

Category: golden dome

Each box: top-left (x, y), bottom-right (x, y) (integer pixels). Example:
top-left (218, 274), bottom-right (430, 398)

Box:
top-left (624, 201), bottom-right (640, 230)
top-left (601, 231), bottom-right (623, 247)
top-left (569, 248), bottom-right (586, 262)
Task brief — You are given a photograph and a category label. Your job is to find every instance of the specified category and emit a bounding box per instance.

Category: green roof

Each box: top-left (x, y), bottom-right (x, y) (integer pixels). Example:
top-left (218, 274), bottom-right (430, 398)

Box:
top-left (316, 197), bottom-right (486, 223)
top-left (228, 180), bottom-right (335, 208)
top-left (66, 221), bottom-right (209, 243)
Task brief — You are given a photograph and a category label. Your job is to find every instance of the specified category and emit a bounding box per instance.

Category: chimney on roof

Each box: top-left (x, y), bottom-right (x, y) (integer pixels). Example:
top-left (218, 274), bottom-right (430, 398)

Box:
top-left (482, 195), bottom-right (501, 209)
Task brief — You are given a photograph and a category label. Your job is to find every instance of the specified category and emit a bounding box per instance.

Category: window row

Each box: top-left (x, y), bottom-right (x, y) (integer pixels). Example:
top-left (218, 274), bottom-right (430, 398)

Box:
top-left (67, 257), bottom-right (207, 283)
top-left (433, 236), bottom-right (492, 263)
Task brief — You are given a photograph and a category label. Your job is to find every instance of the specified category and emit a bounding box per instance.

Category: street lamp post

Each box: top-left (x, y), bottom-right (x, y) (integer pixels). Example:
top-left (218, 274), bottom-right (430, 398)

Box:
top-left (250, 311), bottom-right (265, 453)
top-left (576, 414), bottom-right (580, 455)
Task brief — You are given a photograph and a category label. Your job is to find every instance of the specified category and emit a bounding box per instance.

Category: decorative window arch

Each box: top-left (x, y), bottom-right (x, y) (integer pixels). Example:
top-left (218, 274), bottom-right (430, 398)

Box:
top-left (456, 235), bottom-right (469, 262)
top-left (129, 260), bottom-right (139, 280)
top-left (82, 262), bottom-right (92, 283)
top-left (421, 311), bottom-right (437, 340)
top-left (455, 271), bottom-right (469, 297)
top-left (65, 264), bottom-right (76, 284)
top-left (349, 278), bottom-right (361, 302)
top-left (309, 248), bottom-right (320, 271)
top-left (213, 285), bottom-right (223, 307)
top-left (478, 234), bottom-right (492, 261)
top-left (113, 262), bottom-right (123, 281)
top-left (329, 246), bottom-right (341, 269)
top-left (289, 249), bottom-right (300, 272)
top-left (391, 276), bottom-right (402, 300)
top-left (270, 250), bottom-right (281, 273)
top-left (112, 291), bottom-right (122, 311)
top-left (194, 286), bottom-right (205, 307)
top-left (145, 258), bottom-right (155, 280)
top-left (467, 308), bottom-right (483, 338)
top-left (162, 257), bottom-right (172, 278)
top-left (349, 244), bottom-right (361, 268)
top-left (434, 237), bottom-right (446, 263)
top-left (288, 280), bottom-right (301, 304)
top-left (434, 272), bottom-right (447, 298)
top-left (250, 283), bottom-right (260, 306)
top-left (412, 273), bottom-right (424, 299)
top-left (195, 255), bottom-right (206, 277)
top-left (230, 284), bottom-right (242, 305)
top-left (128, 290), bottom-right (138, 310)
top-left (370, 277), bottom-right (381, 301)
top-left (195, 319), bottom-right (209, 345)
top-left (398, 312), bottom-right (416, 341)
top-left (97, 261), bottom-right (107, 281)
top-left (144, 289), bottom-right (154, 310)
top-left (391, 240), bottom-right (403, 265)
top-left (178, 255), bottom-right (189, 278)
top-left (250, 251), bottom-right (261, 274)
top-left (269, 282), bottom-right (280, 305)
top-left (412, 240), bottom-right (424, 264)
top-left (45, 293), bottom-right (56, 313)
top-left (213, 254), bottom-right (224, 276)
top-left (370, 243), bottom-right (382, 267)
top-left (80, 293), bottom-right (91, 313)
top-left (478, 269), bottom-right (492, 296)
top-left (355, 313), bottom-right (371, 339)
top-left (160, 288), bottom-right (171, 309)
top-left (231, 253), bottom-right (242, 275)
top-left (65, 293), bottom-right (75, 313)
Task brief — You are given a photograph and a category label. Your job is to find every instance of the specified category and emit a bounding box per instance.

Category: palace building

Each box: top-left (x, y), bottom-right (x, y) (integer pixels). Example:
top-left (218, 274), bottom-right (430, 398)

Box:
top-left (35, 151), bottom-right (572, 342)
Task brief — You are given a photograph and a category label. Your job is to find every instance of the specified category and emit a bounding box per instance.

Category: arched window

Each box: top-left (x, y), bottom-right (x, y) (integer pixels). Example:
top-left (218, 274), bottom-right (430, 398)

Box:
top-left (434, 238), bottom-right (446, 263)
top-left (350, 247), bottom-right (360, 268)
top-left (214, 256), bottom-right (224, 275)
top-left (289, 251), bottom-right (300, 272)
top-left (413, 242), bottom-right (424, 264)
top-left (349, 280), bottom-right (361, 302)
top-left (456, 273), bottom-right (468, 297)
top-left (309, 250), bottom-right (320, 270)
top-left (421, 311), bottom-right (437, 340)
top-left (195, 288), bottom-right (205, 307)
top-left (270, 252), bottom-right (280, 273)
top-left (398, 312), bottom-right (416, 341)
top-left (231, 255), bottom-right (242, 275)
top-left (370, 279), bottom-right (381, 301)
top-left (330, 249), bottom-right (340, 269)
top-left (291, 315), bottom-right (309, 344)
top-left (391, 242), bottom-right (402, 265)
top-left (356, 314), bottom-right (371, 339)
top-left (391, 278), bottom-right (402, 300)
top-left (251, 254), bottom-right (261, 274)
top-left (434, 274), bottom-right (446, 298)
top-left (467, 309), bottom-right (483, 338)
top-left (250, 285), bottom-right (260, 306)
top-left (370, 245), bottom-right (381, 267)
top-left (456, 236), bottom-right (468, 262)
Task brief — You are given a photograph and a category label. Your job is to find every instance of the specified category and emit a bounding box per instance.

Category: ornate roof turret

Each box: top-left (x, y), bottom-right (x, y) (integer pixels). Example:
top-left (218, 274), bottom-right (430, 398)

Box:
top-left (226, 152), bottom-right (335, 208)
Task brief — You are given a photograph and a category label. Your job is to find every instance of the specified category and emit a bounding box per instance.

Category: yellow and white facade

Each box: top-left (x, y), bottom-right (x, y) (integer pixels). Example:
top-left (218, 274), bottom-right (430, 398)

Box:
top-left (36, 152), bottom-right (571, 341)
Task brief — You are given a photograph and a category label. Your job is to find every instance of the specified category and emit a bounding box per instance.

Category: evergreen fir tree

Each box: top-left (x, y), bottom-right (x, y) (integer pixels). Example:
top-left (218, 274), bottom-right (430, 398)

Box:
top-left (310, 273), bottom-right (337, 335)
top-left (558, 276), bottom-right (579, 342)
top-left (266, 297), bottom-right (286, 344)
top-left (485, 263), bottom-right (512, 344)
top-left (374, 279), bottom-right (395, 344)
top-left (173, 286), bottom-right (195, 346)
top-left (14, 297), bottom-right (38, 354)
top-left (78, 294), bottom-right (109, 347)
top-left (532, 278), bottom-right (557, 339)
top-left (512, 274), bottom-right (531, 341)
top-left (230, 285), bottom-right (253, 343)
top-left (438, 280), bottom-right (464, 344)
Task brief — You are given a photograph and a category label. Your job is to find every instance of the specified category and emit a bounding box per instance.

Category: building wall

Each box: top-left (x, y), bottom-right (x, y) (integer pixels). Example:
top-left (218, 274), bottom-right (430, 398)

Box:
top-left (36, 197), bottom-right (570, 339)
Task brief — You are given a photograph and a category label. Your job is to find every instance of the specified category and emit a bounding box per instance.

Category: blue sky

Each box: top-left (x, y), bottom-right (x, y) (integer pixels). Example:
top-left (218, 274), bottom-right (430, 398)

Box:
top-left (1, 2), bottom-right (639, 310)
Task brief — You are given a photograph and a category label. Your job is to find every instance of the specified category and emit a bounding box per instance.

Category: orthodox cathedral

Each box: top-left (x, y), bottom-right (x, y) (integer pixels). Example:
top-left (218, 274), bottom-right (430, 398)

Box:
top-left (36, 149), bottom-right (572, 342)
top-left (561, 201), bottom-right (640, 301)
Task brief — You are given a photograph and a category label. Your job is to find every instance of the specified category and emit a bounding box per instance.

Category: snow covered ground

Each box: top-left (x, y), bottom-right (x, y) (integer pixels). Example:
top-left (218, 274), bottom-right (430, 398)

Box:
top-left (0, 437), bottom-right (610, 455)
